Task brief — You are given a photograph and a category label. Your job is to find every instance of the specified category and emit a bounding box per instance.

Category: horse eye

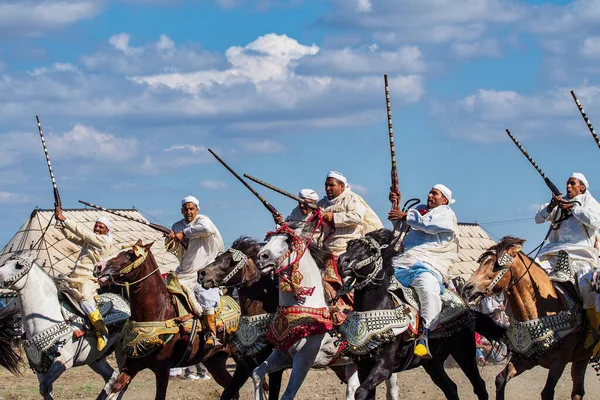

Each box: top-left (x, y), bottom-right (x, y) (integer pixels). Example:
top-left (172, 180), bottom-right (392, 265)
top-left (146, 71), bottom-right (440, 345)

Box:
top-left (15, 262), bottom-right (24, 270)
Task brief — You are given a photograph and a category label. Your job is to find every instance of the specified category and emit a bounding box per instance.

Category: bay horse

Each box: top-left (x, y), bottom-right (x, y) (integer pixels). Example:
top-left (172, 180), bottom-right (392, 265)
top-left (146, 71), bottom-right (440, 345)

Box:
top-left (198, 236), bottom-right (399, 400)
top-left (0, 250), bottom-right (128, 400)
top-left (337, 229), bottom-right (506, 400)
top-left (462, 236), bottom-right (592, 400)
top-left (94, 240), bottom-right (238, 400)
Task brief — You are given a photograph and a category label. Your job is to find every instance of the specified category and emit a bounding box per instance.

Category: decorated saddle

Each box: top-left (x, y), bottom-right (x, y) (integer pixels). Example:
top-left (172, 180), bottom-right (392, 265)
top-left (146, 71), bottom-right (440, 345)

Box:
top-left (322, 257), bottom-right (353, 326)
top-left (335, 276), bottom-right (471, 356)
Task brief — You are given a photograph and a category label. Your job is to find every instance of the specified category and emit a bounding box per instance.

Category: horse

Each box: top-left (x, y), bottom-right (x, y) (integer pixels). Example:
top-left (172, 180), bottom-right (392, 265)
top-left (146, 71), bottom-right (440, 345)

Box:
top-left (337, 229), bottom-right (506, 400)
top-left (250, 224), bottom-right (400, 400)
top-left (0, 250), bottom-right (129, 400)
top-left (0, 300), bottom-right (22, 375)
top-left (94, 240), bottom-right (239, 400)
top-left (462, 236), bottom-right (592, 400)
top-left (198, 236), bottom-right (399, 400)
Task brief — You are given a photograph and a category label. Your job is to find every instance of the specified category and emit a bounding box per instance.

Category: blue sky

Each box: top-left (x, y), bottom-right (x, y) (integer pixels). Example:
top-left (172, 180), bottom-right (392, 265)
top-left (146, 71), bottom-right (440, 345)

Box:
top-left (2, 0), bottom-right (600, 253)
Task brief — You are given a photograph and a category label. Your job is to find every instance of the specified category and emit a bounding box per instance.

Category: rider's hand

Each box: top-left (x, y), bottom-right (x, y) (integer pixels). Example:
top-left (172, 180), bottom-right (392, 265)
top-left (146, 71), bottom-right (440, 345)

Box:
top-left (388, 209), bottom-right (406, 221)
top-left (322, 212), bottom-right (334, 227)
top-left (173, 231), bottom-right (185, 242)
top-left (54, 206), bottom-right (66, 222)
top-left (547, 194), bottom-right (562, 212)
top-left (274, 213), bottom-right (284, 225)
top-left (558, 201), bottom-right (574, 210)
top-left (388, 191), bottom-right (401, 204)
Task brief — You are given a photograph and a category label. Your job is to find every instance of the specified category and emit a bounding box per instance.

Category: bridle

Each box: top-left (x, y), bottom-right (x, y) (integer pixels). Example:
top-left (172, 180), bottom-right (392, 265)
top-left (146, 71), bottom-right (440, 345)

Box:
top-left (342, 236), bottom-right (387, 292)
top-left (0, 253), bottom-right (35, 291)
top-left (208, 248), bottom-right (260, 290)
top-left (99, 245), bottom-right (159, 294)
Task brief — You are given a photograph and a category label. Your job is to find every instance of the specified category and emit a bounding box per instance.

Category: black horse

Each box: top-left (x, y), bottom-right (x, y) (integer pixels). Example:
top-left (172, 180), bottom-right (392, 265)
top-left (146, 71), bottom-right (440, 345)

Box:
top-left (198, 236), bottom-right (377, 400)
top-left (337, 229), bottom-right (506, 400)
top-left (0, 301), bottom-right (22, 375)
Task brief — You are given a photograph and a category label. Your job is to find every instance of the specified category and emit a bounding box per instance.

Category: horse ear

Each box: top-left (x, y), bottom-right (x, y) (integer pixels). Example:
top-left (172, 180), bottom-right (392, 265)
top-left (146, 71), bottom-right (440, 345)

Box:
top-left (133, 244), bottom-right (146, 258)
top-left (507, 244), bottom-right (522, 257)
top-left (144, 241), bottom-right (155, 250)
top-left (135, 239), bottom-right (143, 246)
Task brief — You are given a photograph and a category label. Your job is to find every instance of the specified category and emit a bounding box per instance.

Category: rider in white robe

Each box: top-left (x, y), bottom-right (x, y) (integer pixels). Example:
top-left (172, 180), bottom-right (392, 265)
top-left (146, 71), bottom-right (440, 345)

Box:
top-left (167, 195), bottom-right (224, 347)
top-left (389, 184), bottom-right (459, 359)
top-left (534, 173), bottom-right (600, 350)
top-left (274, 189), bottom-right (320, 233)
top-left (55, 208), bottom-right (115, 351)
top-left (317, 171), bottom-right (383, 257)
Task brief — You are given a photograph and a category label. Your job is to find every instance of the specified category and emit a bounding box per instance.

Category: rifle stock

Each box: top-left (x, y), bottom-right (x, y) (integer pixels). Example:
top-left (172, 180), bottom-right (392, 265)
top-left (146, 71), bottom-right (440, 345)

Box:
top-left (208, 149), bottom-right (279, 217)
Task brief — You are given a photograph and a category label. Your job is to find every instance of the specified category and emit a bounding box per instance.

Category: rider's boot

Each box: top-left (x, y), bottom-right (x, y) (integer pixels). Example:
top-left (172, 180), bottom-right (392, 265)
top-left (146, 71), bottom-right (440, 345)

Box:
top-left (88, 309), bottom-right (108, 351)
top-left (203, 313), bottom-right (221, 348)
top-left (414, 327), bottom-right (432, 359)
top-left (585, 308), bottom-right (600, 354)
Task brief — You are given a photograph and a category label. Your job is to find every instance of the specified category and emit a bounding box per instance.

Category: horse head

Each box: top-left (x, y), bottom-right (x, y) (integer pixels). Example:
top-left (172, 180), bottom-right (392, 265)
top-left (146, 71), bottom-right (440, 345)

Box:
top-left (198, 236), bottom-right (262, 289)
top-left (94, 240), bottom-right (155, 284)
top-left (462, 236), bottom-right (525, 305)
top-left (0, 249), bottom-right (38, 291)
top-left (338, 229), bottom-right (395, 287)
top-left (257, 224), bottom-right (303, 274)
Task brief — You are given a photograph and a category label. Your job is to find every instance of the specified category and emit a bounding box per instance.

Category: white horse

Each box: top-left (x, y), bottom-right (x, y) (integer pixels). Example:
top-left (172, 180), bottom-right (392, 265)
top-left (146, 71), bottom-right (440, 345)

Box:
top-left (0, 250), bottom-right (129, 400)
top-left (251, 227), bottom-right (399, 400)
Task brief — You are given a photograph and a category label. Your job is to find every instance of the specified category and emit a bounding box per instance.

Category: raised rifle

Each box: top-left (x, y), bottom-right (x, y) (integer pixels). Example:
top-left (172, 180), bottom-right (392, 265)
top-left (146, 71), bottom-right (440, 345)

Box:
top-left (36, 115), bottom-right (63, 227)
top-left (243, 174), bottom-right (318, 210)
top-left (505, 129), bottom-right (561, 196)
top-left (208, 149), bottom-right (280, 217)
top-left (384, 74), bottom-right (401, 211)
top-left (78, 200), bottom-right (189, 250)
top-left (570, 90), bottom-right (600, 151)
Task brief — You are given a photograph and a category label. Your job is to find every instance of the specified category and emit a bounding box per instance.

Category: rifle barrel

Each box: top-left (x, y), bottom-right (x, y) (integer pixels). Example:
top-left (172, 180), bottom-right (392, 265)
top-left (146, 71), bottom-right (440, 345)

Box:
top-left (243, 174), bottom-right (318, 210)
top-left (36, 115), bottom-right (61, 207)
top-left (570, 90), bottom-right (600, 150)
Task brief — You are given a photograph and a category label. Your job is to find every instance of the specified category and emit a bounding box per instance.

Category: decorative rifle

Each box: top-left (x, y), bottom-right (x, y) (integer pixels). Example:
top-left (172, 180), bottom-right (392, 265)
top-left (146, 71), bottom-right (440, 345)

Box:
top-left (207, 149), bottom-right (280, 217)
top-left (384, 74), bottom-right (400, 211)
top-left (78, 200), bottom-right (188, 250)
top-left (36, 115), bottom-right (63, 227)
top-left (505, 129), bottom-right (561, 196)
top-left (243, 174), bottom-right (319, 210)
top-left (570, 90), bottom-right (600, 150)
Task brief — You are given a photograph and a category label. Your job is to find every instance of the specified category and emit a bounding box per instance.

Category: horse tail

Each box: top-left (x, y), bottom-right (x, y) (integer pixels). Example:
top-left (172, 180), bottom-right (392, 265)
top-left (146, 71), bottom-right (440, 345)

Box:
top-left (472, 310), bottom-right (507, 341)
top-left (0, 302), bottom-right (23, 375)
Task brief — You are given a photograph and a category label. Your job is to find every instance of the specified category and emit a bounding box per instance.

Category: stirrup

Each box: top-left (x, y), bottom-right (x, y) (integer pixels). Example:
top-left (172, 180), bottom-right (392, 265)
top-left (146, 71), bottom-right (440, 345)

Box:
top-left (549, 250), bottom-right (573, 282)
top-left (414, 329), bottom-right (432, 359)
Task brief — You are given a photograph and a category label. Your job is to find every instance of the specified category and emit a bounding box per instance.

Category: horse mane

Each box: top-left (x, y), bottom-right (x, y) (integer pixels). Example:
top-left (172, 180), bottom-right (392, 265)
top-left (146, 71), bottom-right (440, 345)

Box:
top-left (366, 229), bottom-right (399, 279)
top-left (307, 241), bottom-right (332, 271)
top-left (231, 236), bottom-right (262, 260)
top-left (477, 236), bottom-right (526, 263)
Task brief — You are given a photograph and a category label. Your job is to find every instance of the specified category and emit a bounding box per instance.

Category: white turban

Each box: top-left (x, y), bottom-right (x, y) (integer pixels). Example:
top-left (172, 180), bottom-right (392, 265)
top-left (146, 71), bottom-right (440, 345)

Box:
top-left (433, 184), bottom-right (455, 205)
top-left (298, 189), bottom-right (319, 201)
top-left (571, 172), bottom-right (589, 189)
top-left (96, 216), bottom-right (111, 231)
top-left (327, 171), bottom-right (347, 184)
top-left (181, 195), bottom-right (200, 207)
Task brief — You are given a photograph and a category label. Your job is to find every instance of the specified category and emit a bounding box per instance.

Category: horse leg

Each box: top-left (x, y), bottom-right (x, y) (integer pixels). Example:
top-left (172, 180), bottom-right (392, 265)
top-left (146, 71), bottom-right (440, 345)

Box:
top-left (354, 351), bottom-right (396, 400)
top-left (421, 360), bottom-right (459, 400)
top-left (252, 350), bottom-right (292, 400)
top-left (267, 370), bottom-right (284, 399)
top-left (153, 362), bottom-right (171, 400)
top-left (221, 357), bottom-right (252, 400)
top-left (88, 358), bottom-right (117, 400)
top-left (495, 357), bottom-right (535, 400)
top-left (570, 358), bottom-right (589, 400)
top-left (541, 360), bottom-right (568, 400)
top-left (279, 336), bottom-right (324, 400)
top-left (384, 373), bottom-right (400, 400)
top-left (204, 352), bottom-right (238, 399)
top-left (451, 341), bottom-right (488, 400)
top-left (37, 363), bottom-right (67, 400)
top-left (329, 364), bottom-right (359, 400)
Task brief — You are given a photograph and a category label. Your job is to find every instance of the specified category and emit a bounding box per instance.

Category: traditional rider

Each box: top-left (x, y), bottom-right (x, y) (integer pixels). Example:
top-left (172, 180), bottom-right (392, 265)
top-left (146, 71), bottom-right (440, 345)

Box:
top-left (167, 195), bottom-right (225, 348)
top-left (273, 189), bottom-right (320, 231)
top-left (388, 184), bottom-right (459, 359)
top-left (55, 207), bottom-right (114, 351)
top-left (316, 171), bottom-right (383, 257)
top-left (534, 172), bottom-right (600, 349)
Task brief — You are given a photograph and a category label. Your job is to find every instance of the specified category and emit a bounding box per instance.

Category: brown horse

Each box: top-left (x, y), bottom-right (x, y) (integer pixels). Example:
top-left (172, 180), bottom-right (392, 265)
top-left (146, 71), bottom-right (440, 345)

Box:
top-left (94, 240), bottom-right (239, 400)
top-left (462, 236), bottom-right (592, 400)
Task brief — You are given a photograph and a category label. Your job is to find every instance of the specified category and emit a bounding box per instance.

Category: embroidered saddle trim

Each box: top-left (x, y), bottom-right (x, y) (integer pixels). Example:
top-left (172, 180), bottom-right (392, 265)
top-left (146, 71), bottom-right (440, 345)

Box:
top-left (231, 313), bottom-right (274, 356)
top-left (23, 322), bottom-right (72, 374)
top-left (267, 306), bottom-right (333, 352)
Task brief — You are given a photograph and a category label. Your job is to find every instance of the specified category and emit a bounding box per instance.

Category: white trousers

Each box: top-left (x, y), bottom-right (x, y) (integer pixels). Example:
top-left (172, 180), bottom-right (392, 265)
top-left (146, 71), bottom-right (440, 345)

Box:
top-left (538, 256), bottom-right (597, 309)
top-left (412, 272), bottom-right (442, 330)
top-left (194, 285), bottom-right (220, 314)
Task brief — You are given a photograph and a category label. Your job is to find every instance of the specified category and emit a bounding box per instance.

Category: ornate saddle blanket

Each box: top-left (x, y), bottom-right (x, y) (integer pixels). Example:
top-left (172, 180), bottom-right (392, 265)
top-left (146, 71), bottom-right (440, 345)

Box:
top-left (267, 306), bottom-right (333, 352)
top-left (165, 273), bottom-right (204, 317)
top-left (60, 292), bottom-right (131, 330)
top-left (215, 295), bottom-right (241, 337)
top-left (505, 281), bottom-right (583, 360)
top-left (323, 257), bottom-right (353, 326)
top-left (231, 313), bottom-right (274, 356)
top-left (388, 276), bottom-right (471, 338)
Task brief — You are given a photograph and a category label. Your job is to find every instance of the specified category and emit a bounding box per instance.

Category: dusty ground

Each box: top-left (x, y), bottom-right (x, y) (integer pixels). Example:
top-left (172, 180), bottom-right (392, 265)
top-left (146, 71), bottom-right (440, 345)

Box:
top-left (2, 357), bottom-right (600, 399)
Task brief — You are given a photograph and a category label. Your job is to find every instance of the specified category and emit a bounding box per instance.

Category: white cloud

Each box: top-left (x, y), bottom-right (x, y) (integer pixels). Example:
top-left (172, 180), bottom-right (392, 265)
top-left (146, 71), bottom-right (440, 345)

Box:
top-left (356, 0), bottom-right (372, 13)
top-left (156, 34), bottom-right (175, 52)
top-left (30, 63), bottom-right (80, 76)
top-left (0, 1), bottom-right (102, 37)
top-left (451, 39), bottom-right (502, 58)
top-left (0, 191), bottom-right (27, 204)
top-left (349, 183), bottom-right (368, 195)
top-left (109, 33), bottom-right (143, 56)
top-left (51, 124), bottom-right (138, 161)
top-left (200, 180), bottom-right (228, 190)
top-left (582, 36), bottom-right (600, 58)
top-left (165, 144), bottom-right (207, 154)
top-left (236, 139), bottom-right (286, 154)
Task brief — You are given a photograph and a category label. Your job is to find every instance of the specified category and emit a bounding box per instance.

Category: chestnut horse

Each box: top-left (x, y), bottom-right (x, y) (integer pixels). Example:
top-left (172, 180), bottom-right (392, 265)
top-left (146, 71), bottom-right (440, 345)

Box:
top-left (463, 236), bottom-right (592, 400)
top-left (94, 241), bottom-right (238, 400)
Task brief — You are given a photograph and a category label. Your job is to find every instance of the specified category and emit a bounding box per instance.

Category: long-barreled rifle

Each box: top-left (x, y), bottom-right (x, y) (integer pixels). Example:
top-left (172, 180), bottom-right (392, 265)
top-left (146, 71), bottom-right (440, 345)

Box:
top-left (208, 149), bottom-right (280, 217)
top-left (505, 129), bottom-right (562, 196)
top-left (36, 115), bottom-right (63, 227)
top-left (78, 200), bottom-right (188, 250)
top-left (384, 74), bottom-right (401, 211)
top-left (243, 174), bottom-right (319, 210)
top-left (570, 90), bottom-right (600, 151)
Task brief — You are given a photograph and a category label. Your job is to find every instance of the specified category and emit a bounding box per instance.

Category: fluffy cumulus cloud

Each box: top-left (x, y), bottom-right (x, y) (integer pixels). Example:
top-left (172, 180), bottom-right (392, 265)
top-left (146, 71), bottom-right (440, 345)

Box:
top-left (432, 85), bottom-right (600, 141)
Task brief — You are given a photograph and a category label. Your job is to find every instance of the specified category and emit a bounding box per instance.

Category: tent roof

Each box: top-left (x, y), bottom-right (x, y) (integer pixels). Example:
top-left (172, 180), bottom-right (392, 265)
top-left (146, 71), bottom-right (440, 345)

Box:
top-left (0, 208), bottom-right (179, 279)
top-left (451, 222), bottom-right (496, 280)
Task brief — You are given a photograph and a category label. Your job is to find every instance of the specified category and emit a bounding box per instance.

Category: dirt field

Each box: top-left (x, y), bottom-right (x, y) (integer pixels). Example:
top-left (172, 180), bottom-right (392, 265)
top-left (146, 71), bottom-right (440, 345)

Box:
top-left (2, 358), bottom-right (600, 400)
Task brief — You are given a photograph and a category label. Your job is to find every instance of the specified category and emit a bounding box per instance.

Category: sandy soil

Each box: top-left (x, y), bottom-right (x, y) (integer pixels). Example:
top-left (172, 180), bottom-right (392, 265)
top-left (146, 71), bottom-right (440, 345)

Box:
top-left (1, 357), bottom-right (600, 400)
